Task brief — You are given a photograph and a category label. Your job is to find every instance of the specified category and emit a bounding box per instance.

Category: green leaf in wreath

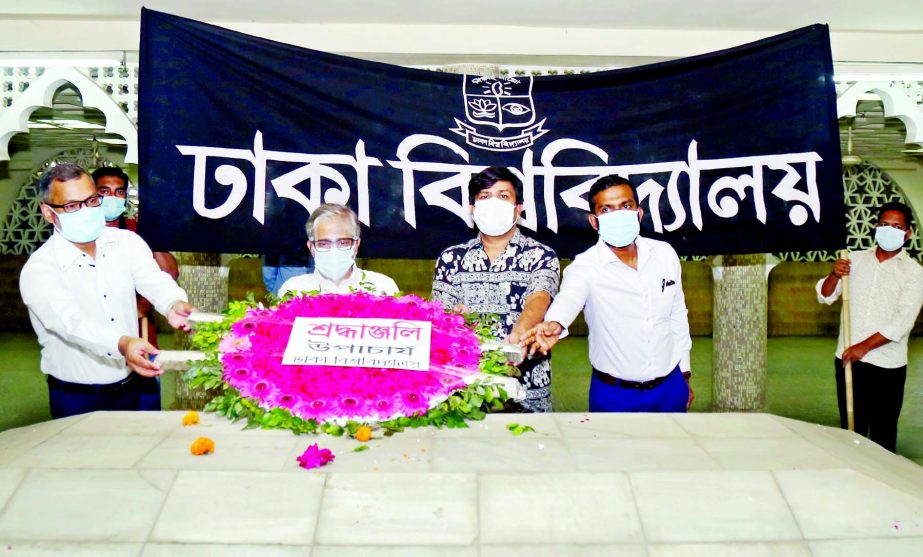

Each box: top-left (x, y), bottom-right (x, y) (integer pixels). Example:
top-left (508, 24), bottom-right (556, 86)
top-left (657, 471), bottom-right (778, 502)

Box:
top-left (445, 414), bottom-right (469, 428)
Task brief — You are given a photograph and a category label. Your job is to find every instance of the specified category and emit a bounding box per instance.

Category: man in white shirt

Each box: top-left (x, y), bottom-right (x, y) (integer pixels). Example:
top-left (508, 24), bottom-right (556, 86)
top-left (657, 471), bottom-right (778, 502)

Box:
top-left (20, 163), bottom-right (195, 419)
top-left (522, 175), bottom-right (693, 412)
top-left (277, 203), bottom-right (399, 296)
top-left (817, 201), bottom-right (923, 452)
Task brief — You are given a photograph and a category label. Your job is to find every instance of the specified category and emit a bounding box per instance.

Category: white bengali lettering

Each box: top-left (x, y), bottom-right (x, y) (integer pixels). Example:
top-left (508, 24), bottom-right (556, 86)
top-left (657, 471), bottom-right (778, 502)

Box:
top-left (178, 133), bottom-right (824, 232)
top-left (176, 131), bottom-right (382, 225)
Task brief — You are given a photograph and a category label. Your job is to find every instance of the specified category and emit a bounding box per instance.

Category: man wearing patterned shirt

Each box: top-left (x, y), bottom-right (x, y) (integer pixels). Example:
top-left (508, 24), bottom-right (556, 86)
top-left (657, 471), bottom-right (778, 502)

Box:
top-left (432, 167), bottom-right (560, 412)
top-left (817, 201), bottom-right (923, 452)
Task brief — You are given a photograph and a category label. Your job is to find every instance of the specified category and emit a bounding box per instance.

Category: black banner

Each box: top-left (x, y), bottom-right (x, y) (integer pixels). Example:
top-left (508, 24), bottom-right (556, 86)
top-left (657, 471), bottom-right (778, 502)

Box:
top-left (139, 9), bottom-right (843, 258)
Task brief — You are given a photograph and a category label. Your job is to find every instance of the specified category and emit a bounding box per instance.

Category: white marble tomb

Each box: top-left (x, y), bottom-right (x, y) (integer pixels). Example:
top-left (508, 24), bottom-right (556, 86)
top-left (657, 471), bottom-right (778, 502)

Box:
top-left (1, 411), bottom-right (922, 555)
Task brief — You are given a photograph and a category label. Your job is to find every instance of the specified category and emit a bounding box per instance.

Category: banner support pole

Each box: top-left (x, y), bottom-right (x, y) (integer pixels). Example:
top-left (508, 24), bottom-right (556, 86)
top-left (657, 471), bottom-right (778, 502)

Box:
top-left (840, 249), bottom-right (855, 432)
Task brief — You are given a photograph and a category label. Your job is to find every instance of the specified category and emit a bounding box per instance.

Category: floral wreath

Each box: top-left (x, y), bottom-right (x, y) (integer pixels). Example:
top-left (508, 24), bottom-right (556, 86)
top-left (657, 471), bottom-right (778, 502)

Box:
top-left (185, 291), bottom-right (518, 438)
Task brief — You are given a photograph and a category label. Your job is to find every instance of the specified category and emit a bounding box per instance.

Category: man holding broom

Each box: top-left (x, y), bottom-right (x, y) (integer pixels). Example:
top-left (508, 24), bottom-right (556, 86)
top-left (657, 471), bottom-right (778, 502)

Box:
top-left (817, 202), bottom-right (923, 452)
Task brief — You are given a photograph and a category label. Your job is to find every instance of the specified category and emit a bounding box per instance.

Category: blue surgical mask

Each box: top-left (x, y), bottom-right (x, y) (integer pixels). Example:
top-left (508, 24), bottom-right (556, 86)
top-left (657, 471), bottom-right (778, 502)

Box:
top-left (56, 206), bottom-right (105, 244)
top-left (596, 210), bottom-right (640, 248)
top-left (875, 225), bottom-right (906, 252)
top-left (101, 196), bottom-right (127, 221)
top-left (314, 247), bottom-right (356, 281)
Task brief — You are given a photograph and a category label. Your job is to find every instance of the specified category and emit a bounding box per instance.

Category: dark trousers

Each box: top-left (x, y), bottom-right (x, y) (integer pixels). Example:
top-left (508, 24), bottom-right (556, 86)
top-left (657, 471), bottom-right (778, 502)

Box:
top-left (47, 374), bottom-right (162, 419)
top-left (834, 358), bottom-right (906, 452)
top-left (588, 365), bottom-right (688, 412)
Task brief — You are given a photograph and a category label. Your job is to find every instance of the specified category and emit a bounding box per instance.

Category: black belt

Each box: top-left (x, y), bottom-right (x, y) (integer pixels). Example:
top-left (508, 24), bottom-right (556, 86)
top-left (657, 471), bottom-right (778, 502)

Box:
top-left (47, 374), bottom-right (139, 395)
top-left (592, 367), bottom-right (672, 391)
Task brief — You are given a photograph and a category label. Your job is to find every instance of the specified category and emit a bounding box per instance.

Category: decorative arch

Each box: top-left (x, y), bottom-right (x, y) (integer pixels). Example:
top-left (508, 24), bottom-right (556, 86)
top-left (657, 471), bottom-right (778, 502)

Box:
top-left (0, 148), bottom-right (124, 255)
top-left (773, 161), bottom-right (922, 262)
top-left (837, 81), bottom-right (923, 146)
top-left (0, 67), bottom-right (137, 163)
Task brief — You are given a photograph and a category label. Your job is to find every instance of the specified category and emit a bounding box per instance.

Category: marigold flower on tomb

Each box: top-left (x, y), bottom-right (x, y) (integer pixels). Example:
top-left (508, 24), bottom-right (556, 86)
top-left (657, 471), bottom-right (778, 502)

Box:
top-left (355, 425), bottom-right (372, 442)
top-left (181, 410), bottom-right (199, 426)
top-left (190, 437), bottom-right (215, 455)
top-left (297, 443), bottom-right (335, 469)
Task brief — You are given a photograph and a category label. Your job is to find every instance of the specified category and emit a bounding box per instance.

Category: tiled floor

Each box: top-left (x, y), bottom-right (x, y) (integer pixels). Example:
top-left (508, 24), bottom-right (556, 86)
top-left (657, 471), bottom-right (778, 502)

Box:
top-left (1, 411), bottom-right (922, 554)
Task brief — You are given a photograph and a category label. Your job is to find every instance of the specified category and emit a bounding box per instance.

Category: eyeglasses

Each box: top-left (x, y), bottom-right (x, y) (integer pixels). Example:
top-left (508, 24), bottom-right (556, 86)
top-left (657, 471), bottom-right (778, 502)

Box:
top-left (313, 238), bottom-right (357, 251)
top-left (45, 194), bottom-right (103, 213)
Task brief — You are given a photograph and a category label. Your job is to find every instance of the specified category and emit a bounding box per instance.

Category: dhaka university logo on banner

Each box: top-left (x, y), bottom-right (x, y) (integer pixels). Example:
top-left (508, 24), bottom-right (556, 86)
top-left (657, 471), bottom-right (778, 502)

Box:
top-left (450, 75), bottom-right (549, 152)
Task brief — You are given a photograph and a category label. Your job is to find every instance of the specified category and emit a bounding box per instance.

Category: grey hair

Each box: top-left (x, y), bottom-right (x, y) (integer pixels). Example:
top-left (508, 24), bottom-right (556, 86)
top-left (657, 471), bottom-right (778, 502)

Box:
top-left (38, 162), bottom-right (89, 202)
top-left (305, 203), bottom-right (361, 241)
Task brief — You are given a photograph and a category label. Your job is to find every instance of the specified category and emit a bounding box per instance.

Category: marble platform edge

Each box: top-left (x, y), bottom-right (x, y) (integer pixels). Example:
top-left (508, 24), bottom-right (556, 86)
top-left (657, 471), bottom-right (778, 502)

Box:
top-left (0, 414), bottom-right (90, 465)
top-left (0, 539), bottom-right (921, 555)
top-left (769, 414), bottom-right (923, 499)
top-left (2, 412), bottom-right (922, 489)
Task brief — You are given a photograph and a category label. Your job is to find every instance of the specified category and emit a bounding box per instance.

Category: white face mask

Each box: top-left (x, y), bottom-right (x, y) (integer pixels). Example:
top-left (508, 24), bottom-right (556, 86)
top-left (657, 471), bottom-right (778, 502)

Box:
top-left (56, 206), bottom-right (106, 244)
top-left (101, 196), bottom-right (127, 221)
top-left (875, 225), bottom-right (906, 252)
top-left (313, 246), bottom-right (356, 281)
top-left (472, 197), bottom-right (516, 236)
top-left (596, 210), bottom-right (640, 248)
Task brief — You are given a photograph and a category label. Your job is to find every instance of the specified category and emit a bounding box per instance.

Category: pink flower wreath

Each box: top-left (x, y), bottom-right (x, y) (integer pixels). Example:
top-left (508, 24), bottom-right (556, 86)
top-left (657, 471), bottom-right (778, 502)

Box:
top-left (217, 292), bottom-right (481, 423)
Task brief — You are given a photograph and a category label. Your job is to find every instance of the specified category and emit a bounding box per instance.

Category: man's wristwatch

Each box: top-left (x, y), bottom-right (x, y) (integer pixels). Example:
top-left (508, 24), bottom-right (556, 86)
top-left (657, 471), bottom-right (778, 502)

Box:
top-left (682, 371), bottom-right (692, 380)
